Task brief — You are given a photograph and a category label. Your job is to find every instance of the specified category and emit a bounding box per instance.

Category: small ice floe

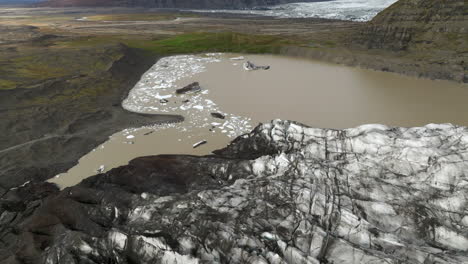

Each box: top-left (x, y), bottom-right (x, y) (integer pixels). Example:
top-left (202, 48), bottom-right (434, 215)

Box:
top-left (155, 93), bottom-right (172, 100)
top-left (205, 53), bottom-right (223, 57)
top-left (97, 165), bottom-right (105, 173)
top-left (230, 56), bottom-right (245, 60)
top-left (176, 82), bottom-right (201, 94)
top-left (126, 135), bottom-right (135, 139)
top-left (193, 140), bottom-right (207, 148)
top-left (121, 54), bottom-right (255, 140)
top-left (122, 54), bottom-right (220, 113)
top-left (243, 61), bottom-right (270, 71)
top-left (211, 112), bottom-right (225, 119)
top-left (205, 99), bottom-right (215, 105)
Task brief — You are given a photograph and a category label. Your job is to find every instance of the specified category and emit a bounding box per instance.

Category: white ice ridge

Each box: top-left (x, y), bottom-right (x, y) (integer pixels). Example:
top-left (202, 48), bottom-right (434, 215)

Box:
top-left (122, 54), bottom-right (253, 138)
top-left (41, 121), bottom-right (468, 263)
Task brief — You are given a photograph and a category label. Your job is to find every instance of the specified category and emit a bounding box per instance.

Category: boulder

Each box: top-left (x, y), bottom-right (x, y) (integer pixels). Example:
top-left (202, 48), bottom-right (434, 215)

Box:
top-left (210, 112), bottom-right (225, 119)
top-left (176, 82), bottom-right (201, 94)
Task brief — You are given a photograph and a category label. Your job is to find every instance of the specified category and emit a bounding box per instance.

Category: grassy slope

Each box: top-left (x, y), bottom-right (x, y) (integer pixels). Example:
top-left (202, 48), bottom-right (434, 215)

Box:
top-left (0, 44), bottom-right (124, 90)
top-left (58, 32), bottom-right (296, 55)
top-left (0, 31), bottom-right (295, 90)
top-left (85, 13), bottom-right (197, 21)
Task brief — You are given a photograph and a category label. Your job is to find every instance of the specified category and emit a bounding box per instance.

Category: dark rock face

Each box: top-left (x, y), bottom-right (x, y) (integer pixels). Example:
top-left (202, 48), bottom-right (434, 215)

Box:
top-left (2, 120), bottom-right (468, 263)
top-left (40, 0), bottom-right (325, 9)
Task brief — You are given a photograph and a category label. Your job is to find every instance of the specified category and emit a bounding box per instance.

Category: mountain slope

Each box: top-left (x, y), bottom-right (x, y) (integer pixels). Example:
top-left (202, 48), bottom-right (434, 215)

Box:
top-left (351, 0), bottom-right (467, 82)
top-left (361, 0), bottom-right (466, 50)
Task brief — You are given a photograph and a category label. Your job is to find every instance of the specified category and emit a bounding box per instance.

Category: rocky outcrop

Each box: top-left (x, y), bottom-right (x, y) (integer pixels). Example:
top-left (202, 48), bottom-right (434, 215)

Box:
top-left (176, 82), bottom-right (201, 94)
top-left (40, 0), bottom-right (326, 9)
top-left (1, 120), bottom-right (467, 263)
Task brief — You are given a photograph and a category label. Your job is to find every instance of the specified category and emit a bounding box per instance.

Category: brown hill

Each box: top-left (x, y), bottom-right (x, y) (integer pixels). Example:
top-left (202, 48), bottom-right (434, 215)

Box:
top-left (360, 0), bottom-right (467, 51)
top-left (351, 0), bottom-right (467, 82)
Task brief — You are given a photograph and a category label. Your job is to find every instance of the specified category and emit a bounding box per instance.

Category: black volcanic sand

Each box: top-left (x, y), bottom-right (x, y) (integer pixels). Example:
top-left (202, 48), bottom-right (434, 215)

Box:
top-left (0, 42), bottom-right (182, 195)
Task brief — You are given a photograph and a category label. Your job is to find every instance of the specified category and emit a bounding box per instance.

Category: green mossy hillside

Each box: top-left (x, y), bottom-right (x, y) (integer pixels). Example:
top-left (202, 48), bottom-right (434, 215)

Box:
top-left (0, 45), bottom-right (124, 90)
top-left (125, 32), bottom-right (294, 55)
top-left (57, 32), bottom-right (295, 55)
top-left (0, 31), bottom-right (295, 90)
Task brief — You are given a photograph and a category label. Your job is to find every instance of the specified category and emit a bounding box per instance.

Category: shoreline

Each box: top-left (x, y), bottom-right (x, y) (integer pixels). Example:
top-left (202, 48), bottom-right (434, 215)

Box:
top-left (1, 7), bottom-right (463, 83)
top-left (51, 52), bottom-right (467, 188)
top-left (1, 3), bottom-right (466, 191)
top-left (0, 45), bottom-right (183, 193)
top-left (280, 46), bottom-right (467, 84)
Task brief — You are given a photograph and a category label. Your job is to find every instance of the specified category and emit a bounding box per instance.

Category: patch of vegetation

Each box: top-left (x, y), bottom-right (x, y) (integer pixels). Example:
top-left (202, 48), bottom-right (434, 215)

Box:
top-left (0, 15), bottom-right (73, 23)
top-left (3, 31), bottom-right (295, 90)
top-left (55, 36), bottom-right (122, 48)
top-left (323, 40), bottom-right (337, 48)
top-left (56, 32), bottom-right (295, 55)
top-left (0, 79), bottom-right (17, 90)
top-left (13, 55), bottom-right (69, 79)
top-left (23, 77), bottom-right (117, 108)
top-left (125, 32), bottom-right (295, 55)
top-left (0, 44), bottom-right (125, 90)
top-left (86, 13), bottom-right (196, 22)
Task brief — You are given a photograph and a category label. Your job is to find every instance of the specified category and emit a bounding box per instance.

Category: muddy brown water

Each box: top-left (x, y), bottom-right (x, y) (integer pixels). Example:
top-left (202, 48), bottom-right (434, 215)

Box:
top-left (202, 55), bottom-right (468, 129)
top-left (50, 54), bottom-right (468, 188)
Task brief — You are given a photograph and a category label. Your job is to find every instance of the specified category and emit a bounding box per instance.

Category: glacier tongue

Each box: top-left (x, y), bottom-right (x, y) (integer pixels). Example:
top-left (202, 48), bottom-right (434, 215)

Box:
top-left (2, 120), bottom-right (468, 263)
top-left (192, 0), bottom-right (399, 22)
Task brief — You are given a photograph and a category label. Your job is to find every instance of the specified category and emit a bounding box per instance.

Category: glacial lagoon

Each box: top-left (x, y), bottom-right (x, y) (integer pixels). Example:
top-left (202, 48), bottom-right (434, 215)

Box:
top-left (50, 53), bottom-right (468, 188)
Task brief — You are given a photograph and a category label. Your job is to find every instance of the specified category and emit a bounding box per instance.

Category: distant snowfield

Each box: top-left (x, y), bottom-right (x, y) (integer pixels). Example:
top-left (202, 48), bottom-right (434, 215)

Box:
top-left (192, 0), bottom-right (398, 21)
